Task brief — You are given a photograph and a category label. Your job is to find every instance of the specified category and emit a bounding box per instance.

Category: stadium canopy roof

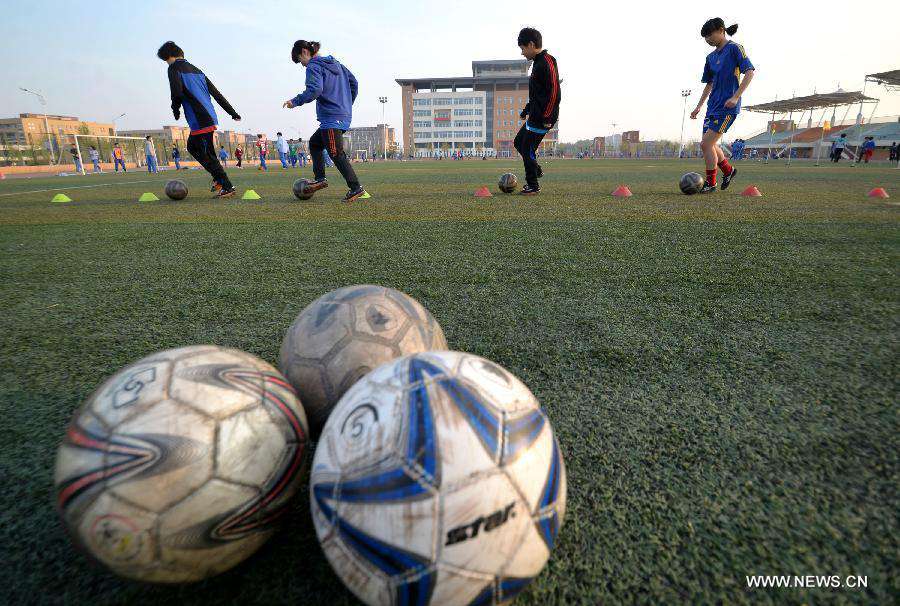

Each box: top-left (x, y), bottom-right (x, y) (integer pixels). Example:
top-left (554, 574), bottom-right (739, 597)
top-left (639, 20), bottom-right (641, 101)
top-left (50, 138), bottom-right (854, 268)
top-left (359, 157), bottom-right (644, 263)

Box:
top-left (866, 69), bottom-right (900, 89)
top-left (744, 91), bottom-right (877, 113)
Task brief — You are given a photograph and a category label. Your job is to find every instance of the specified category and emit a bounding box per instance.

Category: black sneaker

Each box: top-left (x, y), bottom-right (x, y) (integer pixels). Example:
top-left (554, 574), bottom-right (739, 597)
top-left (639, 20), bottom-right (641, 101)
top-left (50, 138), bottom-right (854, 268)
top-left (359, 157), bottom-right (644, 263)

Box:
top-left (305, 178), bottom-right (328, 193)
top-left (216, 187), bottom-right (236, 199)
top-left (519, 184), bottom-right (541, 195)
top-left (698, 183), bottom-right (717, 194)
top-left (536, 164), bottom-right (544, 179)
top-left (343, 185), bottom-right (365, 203)
top-left (720, 167), bottom-right (737, 190)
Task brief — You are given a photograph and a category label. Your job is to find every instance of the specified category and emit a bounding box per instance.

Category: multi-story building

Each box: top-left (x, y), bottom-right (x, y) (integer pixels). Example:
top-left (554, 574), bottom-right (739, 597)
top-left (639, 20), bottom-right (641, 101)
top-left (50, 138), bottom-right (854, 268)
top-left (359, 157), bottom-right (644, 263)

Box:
top-left (346, 124), bottom-right (396, 158)
top-left (397, 59), bottom-right (559, 158)
top-left (0, 113), bottom-right (114, 146)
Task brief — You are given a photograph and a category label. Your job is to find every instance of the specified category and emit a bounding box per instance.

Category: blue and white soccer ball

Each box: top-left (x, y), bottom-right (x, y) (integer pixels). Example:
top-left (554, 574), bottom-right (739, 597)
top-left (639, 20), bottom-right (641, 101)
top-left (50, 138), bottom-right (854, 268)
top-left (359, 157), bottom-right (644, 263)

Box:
top-left (310, 351), bottom-right (566, 606)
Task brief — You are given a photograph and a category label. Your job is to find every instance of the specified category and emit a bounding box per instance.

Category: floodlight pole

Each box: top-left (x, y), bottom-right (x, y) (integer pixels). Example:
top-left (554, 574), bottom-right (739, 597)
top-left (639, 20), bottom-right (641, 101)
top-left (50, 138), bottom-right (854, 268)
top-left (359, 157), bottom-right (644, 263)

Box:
top-left (112, 113), bottom-right (126, 137)
top-left (679, 89), bottom-right (692, 159)
top-left (379, 96), bottom-right (388, 159)
top-left (20, 87), bottom-right (55, 164)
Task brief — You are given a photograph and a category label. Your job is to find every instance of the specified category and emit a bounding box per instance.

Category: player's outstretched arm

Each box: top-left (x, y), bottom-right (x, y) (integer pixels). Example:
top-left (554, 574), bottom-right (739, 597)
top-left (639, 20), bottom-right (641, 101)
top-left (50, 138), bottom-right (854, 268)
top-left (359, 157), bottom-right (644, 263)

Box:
top-left (691, 83), bottom-right (713, 119)
top-left (168, 65), bottom-right (183, 119)
top-left (285, 63), bottom-right (324, 109)
top-left (206, 77), bottom-right (240, 120)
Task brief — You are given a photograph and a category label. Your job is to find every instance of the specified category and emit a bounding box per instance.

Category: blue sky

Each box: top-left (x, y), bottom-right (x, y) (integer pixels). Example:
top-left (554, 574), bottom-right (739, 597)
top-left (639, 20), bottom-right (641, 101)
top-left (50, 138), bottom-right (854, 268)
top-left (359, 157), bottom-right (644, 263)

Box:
top-left (3, 0), bottom-right (899, 143)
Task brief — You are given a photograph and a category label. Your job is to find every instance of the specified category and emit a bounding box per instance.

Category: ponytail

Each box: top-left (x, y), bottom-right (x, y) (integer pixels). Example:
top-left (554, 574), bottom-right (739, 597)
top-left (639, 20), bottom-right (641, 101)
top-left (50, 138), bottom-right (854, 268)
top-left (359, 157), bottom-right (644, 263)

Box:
top-left (701, 17), bottom-right (738, 37)
top-left (291, 40), bottom-right (321, 63)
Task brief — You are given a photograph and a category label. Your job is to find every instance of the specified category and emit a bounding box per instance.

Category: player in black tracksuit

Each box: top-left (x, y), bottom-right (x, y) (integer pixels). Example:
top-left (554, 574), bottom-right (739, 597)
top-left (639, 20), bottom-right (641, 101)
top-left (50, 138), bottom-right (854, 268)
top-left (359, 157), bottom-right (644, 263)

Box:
top-left (514, 27), bottom-right (560, 195)
top-left (157, 41), bottom-right (241, 198)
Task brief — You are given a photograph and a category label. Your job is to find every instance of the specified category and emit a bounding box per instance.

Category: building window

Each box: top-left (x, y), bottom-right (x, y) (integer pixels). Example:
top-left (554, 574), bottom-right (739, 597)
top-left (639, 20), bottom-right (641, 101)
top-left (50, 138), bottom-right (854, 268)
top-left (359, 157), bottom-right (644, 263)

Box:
top-left (413, 121), bottom-right (432, 128)
top-left (413, 99), bottom-right (431, 106)
top-left (474, 109), bottom-right (483, 116)
top-left (475, 120), bottom-right (482, 127)
top-left (475, 97), bottom-right (483, 105)
top-left (434, 98), bottom-right (453, 105)
top-left (413, 109), bottom-right (431, 117)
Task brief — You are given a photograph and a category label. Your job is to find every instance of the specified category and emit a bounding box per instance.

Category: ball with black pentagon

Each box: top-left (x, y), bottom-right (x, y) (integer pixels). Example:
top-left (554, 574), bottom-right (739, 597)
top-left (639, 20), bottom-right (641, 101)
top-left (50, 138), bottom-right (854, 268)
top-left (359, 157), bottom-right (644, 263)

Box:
top-left (278, 285), bottom-right (448, 435)
top-left (679, 172), bottom-right (705, 195)
top-left (164, 180), bottom-right (188, 200)
top-left (292, 178), bottom-right (314, 200)
top-left (498, 172), bottom-right (518, 193)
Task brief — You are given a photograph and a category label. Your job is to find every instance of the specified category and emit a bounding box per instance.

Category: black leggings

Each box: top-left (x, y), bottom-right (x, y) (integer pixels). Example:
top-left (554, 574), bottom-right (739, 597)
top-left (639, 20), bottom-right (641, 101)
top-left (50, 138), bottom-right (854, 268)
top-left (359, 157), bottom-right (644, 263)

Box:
top-left (187, 132), bottom-right (232, 189)
top-left (514, 124), bottom-right (547, 187)
top-left (309, 128), bottom-right (360, 189)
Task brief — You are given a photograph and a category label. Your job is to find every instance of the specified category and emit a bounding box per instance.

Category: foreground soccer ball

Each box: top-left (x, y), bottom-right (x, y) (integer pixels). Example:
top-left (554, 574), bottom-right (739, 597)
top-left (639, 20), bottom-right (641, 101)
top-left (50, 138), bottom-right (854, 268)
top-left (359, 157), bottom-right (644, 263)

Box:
top-left (498, 173), bottom-right (518, 193)
top-left (54, 345), bottom-right (309, 583)
top-left (165, 180), bottom-right (188, 200)
top-left (292, 178), bottom-right (315, 200)
top-left (311, 351), bottom-right (566, 606)
top-left (679, 172), bottom-right (705, 195)
top-left (279, 285), bottom-right (447, 434)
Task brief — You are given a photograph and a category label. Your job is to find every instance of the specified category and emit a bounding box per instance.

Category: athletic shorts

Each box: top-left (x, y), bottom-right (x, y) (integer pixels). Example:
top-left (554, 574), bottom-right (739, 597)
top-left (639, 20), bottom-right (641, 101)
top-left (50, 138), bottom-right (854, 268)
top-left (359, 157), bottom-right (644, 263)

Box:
top-left (703, 114), bottom-right (736, 135)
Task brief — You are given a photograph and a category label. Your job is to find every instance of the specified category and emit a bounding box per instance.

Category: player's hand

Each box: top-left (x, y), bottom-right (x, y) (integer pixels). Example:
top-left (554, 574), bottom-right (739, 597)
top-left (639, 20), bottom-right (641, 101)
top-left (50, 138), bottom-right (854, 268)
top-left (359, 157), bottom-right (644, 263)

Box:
top-left (724, 96), bottom-right (739, 109)
top-left (690, 107), bottom-right (700, 119)
top-left (283, 100), bottom-right (295, 109)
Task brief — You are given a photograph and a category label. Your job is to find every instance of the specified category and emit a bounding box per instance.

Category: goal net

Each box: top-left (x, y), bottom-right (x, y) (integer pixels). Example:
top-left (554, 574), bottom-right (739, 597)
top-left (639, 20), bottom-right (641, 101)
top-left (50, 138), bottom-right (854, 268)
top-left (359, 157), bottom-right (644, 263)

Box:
top-left (72, 134), bottom-right (157, 176)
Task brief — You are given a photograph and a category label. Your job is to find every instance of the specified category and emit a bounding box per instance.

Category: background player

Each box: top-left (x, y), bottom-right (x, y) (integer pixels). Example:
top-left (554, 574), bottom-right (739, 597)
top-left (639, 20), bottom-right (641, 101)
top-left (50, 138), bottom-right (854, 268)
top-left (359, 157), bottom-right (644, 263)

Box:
top-left (283, 40), bottom-right (365, 202)
top-left (157, 41), bottom-right (240, 198)
top-left (690, 19), bottom-right (755, 193)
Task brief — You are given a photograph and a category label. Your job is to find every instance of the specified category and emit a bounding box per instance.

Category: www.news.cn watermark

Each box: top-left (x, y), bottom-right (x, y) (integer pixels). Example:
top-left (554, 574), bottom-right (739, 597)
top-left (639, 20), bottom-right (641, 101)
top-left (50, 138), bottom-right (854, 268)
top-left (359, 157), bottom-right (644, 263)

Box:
top-left (746, 575), bottom-right (868, 590)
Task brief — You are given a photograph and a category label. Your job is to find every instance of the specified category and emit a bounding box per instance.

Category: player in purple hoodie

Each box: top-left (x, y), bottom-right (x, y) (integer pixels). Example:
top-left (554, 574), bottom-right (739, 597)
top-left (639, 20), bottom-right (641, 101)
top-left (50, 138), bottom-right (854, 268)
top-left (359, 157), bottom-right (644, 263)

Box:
top-left (283, 40), bottom-right (366, 202)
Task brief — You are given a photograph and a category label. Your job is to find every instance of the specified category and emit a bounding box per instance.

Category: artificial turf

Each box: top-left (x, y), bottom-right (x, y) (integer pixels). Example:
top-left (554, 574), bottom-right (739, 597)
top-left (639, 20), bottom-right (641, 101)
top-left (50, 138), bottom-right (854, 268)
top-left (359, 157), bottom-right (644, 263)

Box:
top-left (0, 159), bottom-right (897, 605)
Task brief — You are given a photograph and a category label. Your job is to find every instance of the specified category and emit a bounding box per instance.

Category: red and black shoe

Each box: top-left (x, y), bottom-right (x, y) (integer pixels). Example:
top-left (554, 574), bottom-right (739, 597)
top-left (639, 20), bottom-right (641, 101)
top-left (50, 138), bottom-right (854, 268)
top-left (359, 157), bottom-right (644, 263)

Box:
top-left (343, 185), bottom-right (366, 203)
top-left (720, 167), bottom-right (737, 190)
top-left (519, 184), bottom-right (541, 195)
top-left (305, 178), bottom-right (328, 193)
top-left (215, 186), bottom-right (236, 199)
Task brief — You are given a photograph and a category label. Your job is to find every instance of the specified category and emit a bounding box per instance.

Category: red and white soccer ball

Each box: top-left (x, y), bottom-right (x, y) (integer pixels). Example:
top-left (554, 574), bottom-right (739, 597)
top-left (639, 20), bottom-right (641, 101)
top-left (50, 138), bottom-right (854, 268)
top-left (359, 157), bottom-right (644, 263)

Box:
top-left (310, 351), bottom-right (566, 605)
top-left (54, 345), bottom-right (309, 583)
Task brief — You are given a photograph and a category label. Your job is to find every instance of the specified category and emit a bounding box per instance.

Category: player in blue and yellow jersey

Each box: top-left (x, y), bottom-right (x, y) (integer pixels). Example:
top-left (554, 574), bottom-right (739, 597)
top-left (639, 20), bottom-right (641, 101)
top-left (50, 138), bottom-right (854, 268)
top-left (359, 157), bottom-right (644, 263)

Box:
top-left (157, 41), bottom-right (241, 198)
top-left (690, 19), bottom-right (755, 193)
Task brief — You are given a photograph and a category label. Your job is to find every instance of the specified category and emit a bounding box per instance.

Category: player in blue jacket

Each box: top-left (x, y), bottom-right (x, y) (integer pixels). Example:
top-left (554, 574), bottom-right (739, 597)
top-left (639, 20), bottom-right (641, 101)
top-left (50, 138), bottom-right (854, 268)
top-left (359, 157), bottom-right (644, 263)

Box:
top-left (690, 19), bottom-right (755, 193)
top-left (283, 40), bottom-right (366, 202)
top-left (157, 41), bottom-right (240, 198)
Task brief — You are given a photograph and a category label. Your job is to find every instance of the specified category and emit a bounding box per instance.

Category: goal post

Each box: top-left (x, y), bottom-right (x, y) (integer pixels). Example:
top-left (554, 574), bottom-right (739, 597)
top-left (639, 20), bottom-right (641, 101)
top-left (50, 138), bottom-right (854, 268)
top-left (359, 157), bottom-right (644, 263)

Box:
top-left (73, 134), bottom-right (150, 175)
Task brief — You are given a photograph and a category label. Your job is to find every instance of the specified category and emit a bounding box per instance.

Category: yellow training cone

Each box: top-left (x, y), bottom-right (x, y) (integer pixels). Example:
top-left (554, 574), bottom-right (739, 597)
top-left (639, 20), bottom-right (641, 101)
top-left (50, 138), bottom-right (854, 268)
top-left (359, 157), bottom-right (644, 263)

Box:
top-left (242, 189), bottom-right (261, 200)
top-left (51, 193), bottom-right (72, 203)
top-left (138, 192), bottom-right (160, 202)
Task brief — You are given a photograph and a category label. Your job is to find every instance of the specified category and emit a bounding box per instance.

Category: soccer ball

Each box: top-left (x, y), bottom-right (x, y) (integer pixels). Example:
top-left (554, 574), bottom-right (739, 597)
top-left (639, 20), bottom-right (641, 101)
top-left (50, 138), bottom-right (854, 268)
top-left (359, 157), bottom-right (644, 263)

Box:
top-left (165, 180), bottom-right (188, 200)
top-left (292, 178), bottom-right (315, 200)
top-left (311, 351), bottom-right (567, 606)
top-left (679, 172), bottom-right (705, 195)
top-left (54, 345), bottom-right (309, 583)
top-left (279, 285), bottom-right (448, 435)
top-left (498, 173), bottom-right (518, 193)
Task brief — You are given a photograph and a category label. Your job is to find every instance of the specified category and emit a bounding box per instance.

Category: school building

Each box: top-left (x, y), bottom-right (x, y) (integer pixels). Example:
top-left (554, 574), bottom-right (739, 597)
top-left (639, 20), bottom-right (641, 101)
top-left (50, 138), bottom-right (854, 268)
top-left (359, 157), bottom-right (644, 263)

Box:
top-left (396, 59), bottom-right (559, 158)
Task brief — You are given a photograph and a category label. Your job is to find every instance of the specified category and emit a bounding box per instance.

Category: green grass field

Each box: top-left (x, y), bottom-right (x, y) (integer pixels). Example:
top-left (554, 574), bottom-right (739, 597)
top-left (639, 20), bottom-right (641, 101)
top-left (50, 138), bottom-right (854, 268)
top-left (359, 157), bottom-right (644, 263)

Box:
top-left (1, 159), bottom-right (897, 604)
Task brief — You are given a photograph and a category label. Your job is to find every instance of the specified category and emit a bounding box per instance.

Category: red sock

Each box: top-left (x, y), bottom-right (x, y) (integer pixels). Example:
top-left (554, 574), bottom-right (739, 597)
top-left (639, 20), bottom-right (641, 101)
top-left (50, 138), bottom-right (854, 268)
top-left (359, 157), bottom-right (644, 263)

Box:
top-left (705, 169), bottom-right (717, 186)
top-left (718, 158), bottom-right (734, 176)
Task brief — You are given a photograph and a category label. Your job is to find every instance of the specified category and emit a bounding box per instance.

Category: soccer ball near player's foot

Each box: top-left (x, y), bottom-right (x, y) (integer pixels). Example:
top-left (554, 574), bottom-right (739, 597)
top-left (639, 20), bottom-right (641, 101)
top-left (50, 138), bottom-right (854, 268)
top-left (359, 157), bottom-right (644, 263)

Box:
top-left (165, 180), bottom-right (188, 200)
top-left (679, 172), bottom-right (705, 195)
top-left (311, 351), bottom-right (567, 606)
top-left (54, 345), bottom-right (309, 583)
top-left (498, 172), bottom-right (518, 193)
top-left (292, 178), bottom-right (314, 200)
top-left (278, 285), bottom-right (448, 435)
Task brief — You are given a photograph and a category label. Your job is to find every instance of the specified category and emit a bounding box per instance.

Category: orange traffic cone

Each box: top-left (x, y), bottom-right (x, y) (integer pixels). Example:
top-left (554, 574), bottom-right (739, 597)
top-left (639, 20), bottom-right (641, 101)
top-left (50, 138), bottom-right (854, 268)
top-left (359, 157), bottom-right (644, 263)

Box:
top-left (0, 172), bottom-right (5, 180)
top-left (741, 185), bottom-right (762, 197)
top-left (611, 185), bottom-right (632, 197)
top-left (867, 187), bottom-right (889, 199)
top-left (474, 186), bottom-right (492, 198)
